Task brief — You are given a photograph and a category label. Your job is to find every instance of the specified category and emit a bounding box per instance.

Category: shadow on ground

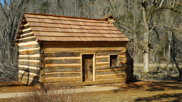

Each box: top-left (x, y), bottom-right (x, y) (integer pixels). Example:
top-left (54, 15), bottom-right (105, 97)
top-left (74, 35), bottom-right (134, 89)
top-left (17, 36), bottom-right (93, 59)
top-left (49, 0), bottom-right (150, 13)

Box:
top-left (135, 93), bottom-right (182, 102)
top-left (113, 80), bottom-right (182, 93)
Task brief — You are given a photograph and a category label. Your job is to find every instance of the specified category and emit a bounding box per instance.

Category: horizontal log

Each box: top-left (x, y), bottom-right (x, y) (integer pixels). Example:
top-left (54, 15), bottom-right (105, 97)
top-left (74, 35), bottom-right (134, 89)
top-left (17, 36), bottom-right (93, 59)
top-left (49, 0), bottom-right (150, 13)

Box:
top-left (18, 59), bottom-right (40, 62)
top-left (19, 48), bottom-right (40, 55)
top-left (19, 43), bottom-right (39, 50)
top-left (18, 60), bottom-right (41, 67)
top-left (44, 57), bottom-right (81, 60)
top-left (22, 28), bottom-right (32, 33)
top-left (96, 67), bottom-right (125, 72)
top-left (43, 47), bottom-right (126, 53)
top-left (44, 57), bottom-right (81, 64)
top-left (20, 32), bottom-right (34, 38)
top-left (19, 66), bottom-right (40, 74)
top-left (18, 36), bottom-right (36, 43)
top-left (96, 51), bottom-right (125, 56)
top-left (118, 60), bottom-right (127, 65)
top-left (96, 62), bottom-right (109, 66)
top-left (45, 66), bottom-right (81, 73)
top-left (96, 56), bottom-right (109, 62)
top-left (96, 78), bottom-right (125, 82)
top-left (18, 41), bottom-right (39, 46)
top-left (96, 65), bottom-right (110, 69)
top-left (18, 59), bottom-right (41, 64)
top-left (44, 77), bottom-right (81, 82)
top-left (21, 23), bottom-right (30, 28)
top-left (18, 65), bottom-right (40, 70)
top-left (96, 73), bottom-right (126, 80)
top-left (118, 54), bottom-right (126, 59)
top-left (119, 59), bottom-right (127, 62)
top-left (44, 52), bottom-right (80, 57)
top-left (45, 72), bottom-right (81, 77)
top-left (95, 56), bottom-right (108, 58)
top-left (19, 54), bottom-right (41, 60)
top-left (45, 63), bottom-right (81, 67)
top-left (96, 70), bottom-right (125, 75)
top-left (96, 65), bottom-right (126, 70)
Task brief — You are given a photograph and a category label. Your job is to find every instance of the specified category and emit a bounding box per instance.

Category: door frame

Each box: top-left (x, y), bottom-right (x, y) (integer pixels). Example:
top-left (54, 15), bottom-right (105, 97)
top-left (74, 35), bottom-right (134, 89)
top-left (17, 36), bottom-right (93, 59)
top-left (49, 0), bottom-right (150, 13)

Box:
top-left (80, 53), bottom-right (95, 82)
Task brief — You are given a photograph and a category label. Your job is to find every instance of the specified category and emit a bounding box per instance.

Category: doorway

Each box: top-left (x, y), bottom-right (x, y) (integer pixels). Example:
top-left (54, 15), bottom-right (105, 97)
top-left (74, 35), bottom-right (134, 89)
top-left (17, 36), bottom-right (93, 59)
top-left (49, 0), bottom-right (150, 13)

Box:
top-left (82, 55), bottom-right (93, 82)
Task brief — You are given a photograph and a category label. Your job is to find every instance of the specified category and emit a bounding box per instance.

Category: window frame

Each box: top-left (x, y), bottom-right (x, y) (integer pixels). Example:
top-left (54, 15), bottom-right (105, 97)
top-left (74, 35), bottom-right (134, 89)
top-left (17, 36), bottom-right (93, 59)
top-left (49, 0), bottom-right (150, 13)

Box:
top-left (109, 55), bottom-right (119, 67)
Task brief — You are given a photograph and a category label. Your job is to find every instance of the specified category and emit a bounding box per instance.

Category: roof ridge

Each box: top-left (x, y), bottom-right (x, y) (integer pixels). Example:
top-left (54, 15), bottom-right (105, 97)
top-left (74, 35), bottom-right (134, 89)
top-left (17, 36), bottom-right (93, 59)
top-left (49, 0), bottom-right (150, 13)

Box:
top-left (24, 13), bottom-right (107, 21)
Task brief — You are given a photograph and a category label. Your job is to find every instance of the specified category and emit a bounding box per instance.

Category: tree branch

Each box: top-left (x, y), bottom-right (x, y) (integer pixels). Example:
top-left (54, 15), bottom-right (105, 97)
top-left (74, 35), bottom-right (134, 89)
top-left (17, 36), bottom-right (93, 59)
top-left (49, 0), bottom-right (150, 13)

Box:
top-left (159, 0), bottom-right (165, 8)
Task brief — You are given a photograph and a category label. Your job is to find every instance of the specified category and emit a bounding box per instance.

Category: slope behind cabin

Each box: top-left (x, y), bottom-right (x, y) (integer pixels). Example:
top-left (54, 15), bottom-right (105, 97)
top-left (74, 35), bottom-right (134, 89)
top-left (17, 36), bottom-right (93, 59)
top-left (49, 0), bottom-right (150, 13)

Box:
top-left (15, 13), bottom-right (132, 85)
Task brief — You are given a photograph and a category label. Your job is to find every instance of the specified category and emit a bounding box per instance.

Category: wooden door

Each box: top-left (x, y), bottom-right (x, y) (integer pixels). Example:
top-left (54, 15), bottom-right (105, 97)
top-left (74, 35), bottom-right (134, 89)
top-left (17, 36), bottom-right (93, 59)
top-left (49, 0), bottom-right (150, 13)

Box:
top-left (82, 55), bottom-right (93, 82)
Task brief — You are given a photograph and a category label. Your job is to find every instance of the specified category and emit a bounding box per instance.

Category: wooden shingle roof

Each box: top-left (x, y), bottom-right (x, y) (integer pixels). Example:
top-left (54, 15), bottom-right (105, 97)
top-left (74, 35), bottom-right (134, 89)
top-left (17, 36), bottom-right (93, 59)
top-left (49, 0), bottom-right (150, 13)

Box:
top-left (16, 13), bottom-right (129, 42)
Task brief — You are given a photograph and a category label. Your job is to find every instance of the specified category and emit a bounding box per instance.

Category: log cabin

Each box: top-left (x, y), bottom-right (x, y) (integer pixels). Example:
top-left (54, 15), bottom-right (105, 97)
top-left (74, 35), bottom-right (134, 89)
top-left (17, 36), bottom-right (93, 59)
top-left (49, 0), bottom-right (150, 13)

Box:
top-left (15, 13), bottom-right (133, 85)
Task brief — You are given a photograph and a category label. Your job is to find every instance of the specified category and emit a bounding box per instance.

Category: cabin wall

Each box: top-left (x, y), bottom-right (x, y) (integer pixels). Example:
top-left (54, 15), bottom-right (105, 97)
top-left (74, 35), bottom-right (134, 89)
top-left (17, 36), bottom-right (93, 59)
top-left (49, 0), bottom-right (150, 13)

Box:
top-left (17, 20), bottom-right (42, 85)
top-left (42, 42), bottom-right (128, 84)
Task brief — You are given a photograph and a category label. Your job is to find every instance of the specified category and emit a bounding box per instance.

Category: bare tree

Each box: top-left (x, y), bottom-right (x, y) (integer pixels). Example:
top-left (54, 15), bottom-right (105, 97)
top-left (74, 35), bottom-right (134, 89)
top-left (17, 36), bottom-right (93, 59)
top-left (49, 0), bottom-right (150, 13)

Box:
top-left (0, 0), bottom-right (26, 82)
top-left (107, 0), bottom-right (182, 73)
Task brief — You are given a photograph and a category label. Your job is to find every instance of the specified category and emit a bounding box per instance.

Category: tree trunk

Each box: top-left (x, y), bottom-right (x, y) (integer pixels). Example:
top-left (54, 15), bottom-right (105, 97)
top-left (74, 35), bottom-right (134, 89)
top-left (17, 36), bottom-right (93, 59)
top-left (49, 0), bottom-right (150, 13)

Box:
top-left (143, 32), bottom-right (149, 72)
top-left (142, 1), bottom-right (150, 72)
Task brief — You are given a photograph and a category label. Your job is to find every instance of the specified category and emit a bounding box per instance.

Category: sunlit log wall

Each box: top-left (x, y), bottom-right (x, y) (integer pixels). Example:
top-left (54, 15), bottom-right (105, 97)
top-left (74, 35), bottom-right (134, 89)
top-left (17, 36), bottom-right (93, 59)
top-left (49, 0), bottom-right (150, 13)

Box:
top-left (42, 42), bottom-right (129, 84)
top-left (16, 18), bottom-right (43, 85)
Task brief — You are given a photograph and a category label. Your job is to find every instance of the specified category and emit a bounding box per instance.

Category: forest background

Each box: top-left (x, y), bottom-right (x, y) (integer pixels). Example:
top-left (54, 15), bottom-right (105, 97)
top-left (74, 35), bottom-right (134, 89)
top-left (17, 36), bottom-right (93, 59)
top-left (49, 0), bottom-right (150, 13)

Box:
top-left (0, 0), bottom-right (182, 82)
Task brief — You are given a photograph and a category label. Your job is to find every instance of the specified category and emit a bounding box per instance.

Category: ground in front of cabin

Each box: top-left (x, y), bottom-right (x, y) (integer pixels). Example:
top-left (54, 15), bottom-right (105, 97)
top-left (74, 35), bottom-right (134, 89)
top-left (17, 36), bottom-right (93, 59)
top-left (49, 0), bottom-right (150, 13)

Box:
top-left (1, 81), bottom-right (182, 102)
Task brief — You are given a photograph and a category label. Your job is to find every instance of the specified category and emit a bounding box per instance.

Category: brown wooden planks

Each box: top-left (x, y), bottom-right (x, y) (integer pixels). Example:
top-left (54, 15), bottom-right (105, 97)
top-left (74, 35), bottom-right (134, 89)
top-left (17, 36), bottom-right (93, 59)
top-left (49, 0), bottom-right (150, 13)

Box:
top-left (96, 73), bottom-right (126, 80)
top-left (44, 57), bottom-right (80, 64)
top-left (44, 77), bottom-right (81, 82)
top-left (18, 37), bottom-right (36, 43)
top-left (19, 54), bottom-right (41, 60)
top-left (18, 60), bottom-right (41, 67)
top-left (45, 72), bottom-right (81, 77)
top-left (96, 65), bottom-right (125, 70)
top-left (19, 48), bottom-right (40, 55)
top-left (96, 51), bottom-right (126, 56)
top-left (43, 47), bottom-right (126, 53)
top-left (45, 63), bottom-right (81, 67)
top-left (19, 66), bottom-right (40, 74)
top-left (96, 56), bottom-right (109, 62)
top-left (96, 70), bottom-right (125, 75)
top-left (19, 43), bottom-right (40, 50)
top-left (45, 66), bottom-right (80, 73)
top-left (96, 67), bottom-right (125, 72)
top-left (44, 52), bottom-right (80, 57)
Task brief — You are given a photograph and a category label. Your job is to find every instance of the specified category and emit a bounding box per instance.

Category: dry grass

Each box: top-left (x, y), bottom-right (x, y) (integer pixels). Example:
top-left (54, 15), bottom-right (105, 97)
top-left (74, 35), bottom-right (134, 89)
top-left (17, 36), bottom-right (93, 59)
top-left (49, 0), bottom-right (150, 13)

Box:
top-left (0, 82), bottom-right (97, 102)
top-left (1, 81), bottom-right (182, 102)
